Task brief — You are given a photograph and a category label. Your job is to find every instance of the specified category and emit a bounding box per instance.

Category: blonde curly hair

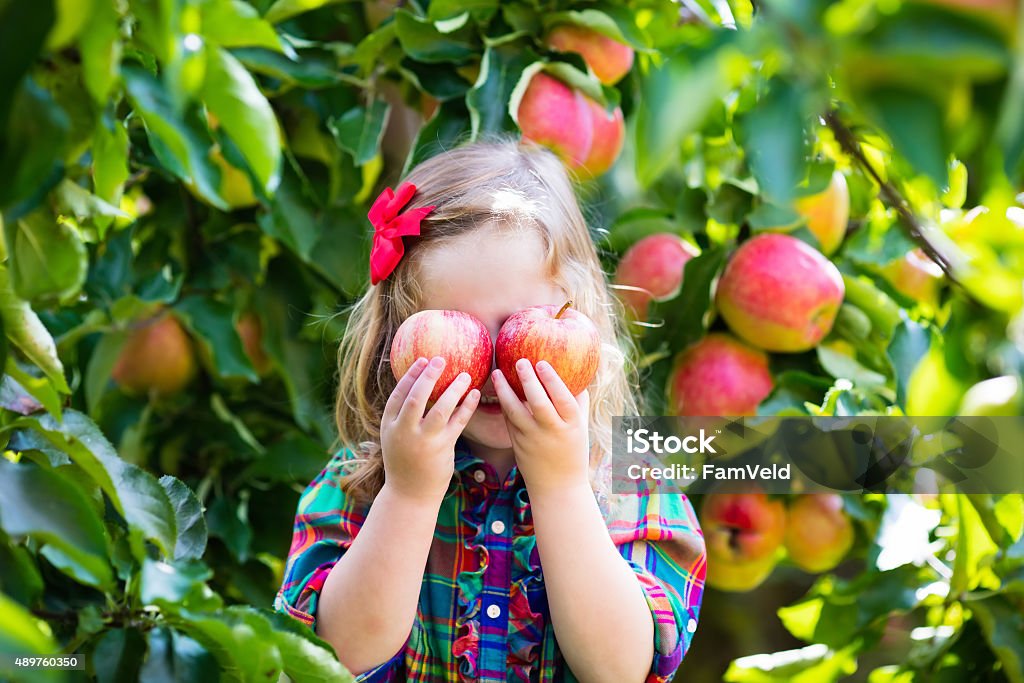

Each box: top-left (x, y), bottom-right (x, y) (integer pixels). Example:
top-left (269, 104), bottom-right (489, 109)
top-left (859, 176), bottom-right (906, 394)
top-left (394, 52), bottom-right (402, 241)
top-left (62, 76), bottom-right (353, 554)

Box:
top-left (331, 139), bottom-right (642, 510)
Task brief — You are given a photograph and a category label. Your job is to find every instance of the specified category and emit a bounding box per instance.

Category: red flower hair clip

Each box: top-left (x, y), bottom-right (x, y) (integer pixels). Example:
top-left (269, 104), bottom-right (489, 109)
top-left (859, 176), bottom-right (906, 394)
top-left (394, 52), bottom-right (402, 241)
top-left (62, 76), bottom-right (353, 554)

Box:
top-left (368, 182), bottom-right (435, 285)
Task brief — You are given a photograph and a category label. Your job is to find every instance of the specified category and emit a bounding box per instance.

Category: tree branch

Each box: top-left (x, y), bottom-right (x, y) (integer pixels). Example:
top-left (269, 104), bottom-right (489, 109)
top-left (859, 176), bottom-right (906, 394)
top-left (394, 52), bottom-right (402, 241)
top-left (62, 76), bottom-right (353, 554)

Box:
top-left (825, 110), bottom-right (966, 289)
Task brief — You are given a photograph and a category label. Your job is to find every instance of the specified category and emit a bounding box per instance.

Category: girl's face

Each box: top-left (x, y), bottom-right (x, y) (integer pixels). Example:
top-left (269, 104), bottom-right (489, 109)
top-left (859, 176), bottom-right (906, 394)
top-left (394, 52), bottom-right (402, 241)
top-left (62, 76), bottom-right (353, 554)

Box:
top-left (417, 229), bottom-right (567, 452)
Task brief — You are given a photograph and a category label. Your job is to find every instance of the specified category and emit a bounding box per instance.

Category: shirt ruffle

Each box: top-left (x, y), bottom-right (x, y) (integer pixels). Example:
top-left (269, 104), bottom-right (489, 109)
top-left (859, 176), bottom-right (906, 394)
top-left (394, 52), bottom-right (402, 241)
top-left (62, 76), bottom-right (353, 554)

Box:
top-left (453, 477), bottom-right (546, 682)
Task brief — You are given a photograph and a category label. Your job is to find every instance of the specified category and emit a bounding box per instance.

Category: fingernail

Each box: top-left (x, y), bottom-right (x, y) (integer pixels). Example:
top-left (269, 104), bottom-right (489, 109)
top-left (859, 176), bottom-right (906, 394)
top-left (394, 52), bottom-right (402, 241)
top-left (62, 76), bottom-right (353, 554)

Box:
top-left (430, 357), bottom-right (445, 369)
top-left (458, 372), bottom-right (470, 383)
top-left (516, 358), bottom-right (528, 370)
top-left (537, 360), bottom-right (549, 372)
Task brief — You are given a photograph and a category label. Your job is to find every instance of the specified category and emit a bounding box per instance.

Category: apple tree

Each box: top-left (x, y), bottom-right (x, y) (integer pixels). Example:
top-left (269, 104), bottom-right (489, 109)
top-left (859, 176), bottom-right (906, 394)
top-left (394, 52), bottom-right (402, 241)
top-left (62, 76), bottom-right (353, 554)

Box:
top-left (0, 0), bottom-right (1022, 681)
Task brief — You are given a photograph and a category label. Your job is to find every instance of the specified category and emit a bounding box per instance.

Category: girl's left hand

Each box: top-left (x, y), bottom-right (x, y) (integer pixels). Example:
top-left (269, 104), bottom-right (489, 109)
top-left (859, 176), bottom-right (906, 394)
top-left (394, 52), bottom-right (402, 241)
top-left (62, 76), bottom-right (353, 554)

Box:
top-left (492, 359), bottom-right (590, 494)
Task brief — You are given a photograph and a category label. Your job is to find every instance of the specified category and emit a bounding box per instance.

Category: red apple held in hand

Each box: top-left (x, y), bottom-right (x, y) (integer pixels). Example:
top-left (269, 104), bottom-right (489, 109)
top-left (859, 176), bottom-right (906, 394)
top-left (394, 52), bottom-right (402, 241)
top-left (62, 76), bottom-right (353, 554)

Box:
top-left (579, 97), bottom-right (625, 178)
top-left (784, 494), bottom-right (854, 573)
top-left (545, 23), bottom-right (635, 85)
top-left (667, 333), bottom-right (774, 416)
top-left (716, 233), bottom-right (845, 353)
top-left (701, 485), bottom-right (786, 592)
top-left (516, 72), bottom-right (594, 169)
top-left (495, 300), bottom-right (601, 401)
top-left (390, 310), bottom-right (494, 404)
top-left (615, 233), bottom-right (699, 321)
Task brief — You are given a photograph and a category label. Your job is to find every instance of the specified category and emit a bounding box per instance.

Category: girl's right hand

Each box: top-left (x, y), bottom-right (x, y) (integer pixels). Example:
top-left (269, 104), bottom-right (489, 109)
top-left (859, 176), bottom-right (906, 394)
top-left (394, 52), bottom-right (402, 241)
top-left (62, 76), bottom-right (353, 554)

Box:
top-left (380, 356), bottom-right (481, 503)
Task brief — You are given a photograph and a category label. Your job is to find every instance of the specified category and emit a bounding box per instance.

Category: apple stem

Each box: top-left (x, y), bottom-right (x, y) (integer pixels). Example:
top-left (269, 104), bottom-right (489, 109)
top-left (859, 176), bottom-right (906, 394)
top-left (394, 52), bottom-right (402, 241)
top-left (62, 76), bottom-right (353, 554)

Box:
top-left (555, 300), bottom-right (573, 319)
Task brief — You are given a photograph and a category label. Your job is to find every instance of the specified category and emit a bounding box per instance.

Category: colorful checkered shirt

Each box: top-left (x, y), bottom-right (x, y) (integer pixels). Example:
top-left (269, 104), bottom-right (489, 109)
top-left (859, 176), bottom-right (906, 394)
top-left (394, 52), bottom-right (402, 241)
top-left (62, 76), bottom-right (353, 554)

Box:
top-left (274, 436), bottom-right (706, 682)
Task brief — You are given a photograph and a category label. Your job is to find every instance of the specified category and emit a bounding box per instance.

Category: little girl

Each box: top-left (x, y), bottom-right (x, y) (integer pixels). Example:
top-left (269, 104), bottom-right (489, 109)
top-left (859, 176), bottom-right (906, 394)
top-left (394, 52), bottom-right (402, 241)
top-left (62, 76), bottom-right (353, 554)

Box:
top-left (274, 140), bottom-right (706, 682)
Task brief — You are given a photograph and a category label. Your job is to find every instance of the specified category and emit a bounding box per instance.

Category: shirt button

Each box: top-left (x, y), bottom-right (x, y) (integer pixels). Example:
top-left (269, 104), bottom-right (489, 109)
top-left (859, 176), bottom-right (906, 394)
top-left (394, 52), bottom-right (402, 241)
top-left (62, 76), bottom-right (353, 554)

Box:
top-left (486, 604), bottom-right (501, 619)
top-left (687, 618), bottom-right (698, 633)
top-left (473, 469), bottom-right (486, 483)
top-left (490, 520), bottom-right (506, 534)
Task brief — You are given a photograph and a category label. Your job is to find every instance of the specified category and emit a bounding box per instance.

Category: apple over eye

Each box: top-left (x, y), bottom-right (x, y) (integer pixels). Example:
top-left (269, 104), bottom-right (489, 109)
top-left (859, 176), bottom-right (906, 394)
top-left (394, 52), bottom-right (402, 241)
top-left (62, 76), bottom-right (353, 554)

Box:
top-left (389, 310), bottom-right (493, 404)
top-left (494, 300), bottom-right (601, 401)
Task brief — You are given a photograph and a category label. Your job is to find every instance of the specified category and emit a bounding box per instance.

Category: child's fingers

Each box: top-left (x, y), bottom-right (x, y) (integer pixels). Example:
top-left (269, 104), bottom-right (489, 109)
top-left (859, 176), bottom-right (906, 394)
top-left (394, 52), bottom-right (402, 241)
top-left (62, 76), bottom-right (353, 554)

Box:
top-left (449, 388), bottom-right (481, 432)
top-left (515, 359), bottom-right (559, 425)
top-left (384, 357), bottom-right (428, 422)
top-left (424, 372), bottom-right (472, 427)
top-left (492, 368), bottom-right (531, 429)
top-left (535, 360), bottom-right (578, 421)
top-left (398, 356), bottom-right (445, 423)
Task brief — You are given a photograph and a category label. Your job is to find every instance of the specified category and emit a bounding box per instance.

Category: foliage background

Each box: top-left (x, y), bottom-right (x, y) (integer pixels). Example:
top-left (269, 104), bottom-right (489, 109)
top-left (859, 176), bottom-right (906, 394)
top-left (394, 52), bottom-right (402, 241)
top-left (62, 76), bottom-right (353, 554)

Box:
top-left (1, 0), bottom-right (1023, 681)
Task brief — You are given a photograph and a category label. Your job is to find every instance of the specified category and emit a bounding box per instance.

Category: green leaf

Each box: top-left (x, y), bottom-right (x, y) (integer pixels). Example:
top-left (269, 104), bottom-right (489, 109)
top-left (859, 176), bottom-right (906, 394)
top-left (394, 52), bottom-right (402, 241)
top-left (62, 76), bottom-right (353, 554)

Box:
top-left (327, 100), bottom-right (391, 166)
top-left (0, 460), bottom-right (114, 590)
top-left (4, 207), bottom-right (87, 306)
top-left (428, 0), bottom-right (496, 22)
top-left (140, 558), bottom-right (217, 609)
top-left (92, 114), bottom-right (131, 219)
top-left (0, 592), bottom-right (60, 683)
top-left (0, 265), bottom-right (69, 394)
top-left (264, 610), bottom-right (354, 683)
top-left (0, 0), bottom-right (55, 133)
top-left (91, 628), bottom-right (147, 683)
top-left (865, 87), bottom-right (948, 188)
top-left (234, 47), bottom-right (344, 89)
top-left (741, 79), bottom-right (809, 205)
top-left (886, 318), bottom-right (931, 411)
top-left (79, 0), bottom-right (121, 104)
top-left (467, 45), bottom-right (534, 139)
top-left (240, 433), bottom-right (333, 484)
top-left (0, 538), bottom-right (44, 607)
top-left (123, 65), bottom-right (228, 211)
top-left (4, 358), bottom-right (62, 419)
top-left (23, 410), bottom-right (178, 558)
top-left (395, 9), bottom-right (475, 63)
top-left (162, 606), bottom-right (284, 683)
top-left (403, 98), bottom-right (470, 175)
top-left (644, 247), bottom-right (726, 354)
top-left (861, 7), bottom-right (1009, 81)
top-left (174, 296), bottom-right (259, 381)
top-left (139, 627), bottom-right (220, 683)
top-left (206, 495), bottom-right (252, 563)
top-left (201, 47), bottom-right (282, 194)
top-left (159, 476), bottom-right (208, 561)
top-left (972, 596), bottom-right (1024, 683)
top-left (0, 78), bottom-right (69, 216)
top-left (816, 344), bottom-right (888, 388)
top-left (264, 0), bottom-right (340, 24)
top-left (601, 208), bottom-right (680, 253)
top-left (636, 47), bottom-right (737, 187)
top-left (203, 0), bottom-right (285, 53)
top-left (724, 643), bottom-right (859, 682)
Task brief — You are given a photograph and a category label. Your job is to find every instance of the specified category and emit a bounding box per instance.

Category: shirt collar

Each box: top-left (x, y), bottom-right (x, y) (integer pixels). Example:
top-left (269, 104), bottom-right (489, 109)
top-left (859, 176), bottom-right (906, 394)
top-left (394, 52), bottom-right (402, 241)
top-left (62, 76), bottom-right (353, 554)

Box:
top-left (453, 435), bottom-right (523, 492)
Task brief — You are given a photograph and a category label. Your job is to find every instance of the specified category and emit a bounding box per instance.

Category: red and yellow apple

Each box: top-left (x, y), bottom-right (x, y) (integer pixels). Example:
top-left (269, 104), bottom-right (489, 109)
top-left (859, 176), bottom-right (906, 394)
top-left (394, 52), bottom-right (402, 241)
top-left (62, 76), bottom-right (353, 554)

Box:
top-left (792, 171), bottom-right (849, 256)
top-left (615, 233), bottom-right (699, 321)
top-left (390, 310), bottom-right (494, 404)
top-left (517, 72), bottom-right (593, 169)
top-left (579, 97), bottom-right (625, 178)
top-left (112, 312), bottom-right (198, 397)
top-left (784, 494), bottom-right (854, 573)
top-left (701, 486), bottom-right (787, 592)
top-left (715, 233), bottom-right (845, 353)
top-left (879, 248), bottom-right (944, 305)
top-left (545, 24), bottom-right (635, 85)
top-left (666, 333), bottom-right (774, 416)
top-left (495, 300), bottom-right (601, 400)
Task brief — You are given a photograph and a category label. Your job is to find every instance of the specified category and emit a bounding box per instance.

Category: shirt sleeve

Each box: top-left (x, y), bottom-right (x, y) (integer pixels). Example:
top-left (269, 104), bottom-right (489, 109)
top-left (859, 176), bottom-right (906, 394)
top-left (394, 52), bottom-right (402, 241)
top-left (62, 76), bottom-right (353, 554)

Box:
top-left (605, 489), bottom-right (706, 683)
top-left (273, 449), bottom-right (408, 682)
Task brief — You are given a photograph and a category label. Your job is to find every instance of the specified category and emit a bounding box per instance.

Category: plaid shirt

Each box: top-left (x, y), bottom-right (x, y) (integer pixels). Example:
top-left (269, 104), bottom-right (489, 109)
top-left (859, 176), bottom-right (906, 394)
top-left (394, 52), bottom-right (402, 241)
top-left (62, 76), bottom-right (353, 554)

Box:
top-left (274, 437), bottom-right (706, 682)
